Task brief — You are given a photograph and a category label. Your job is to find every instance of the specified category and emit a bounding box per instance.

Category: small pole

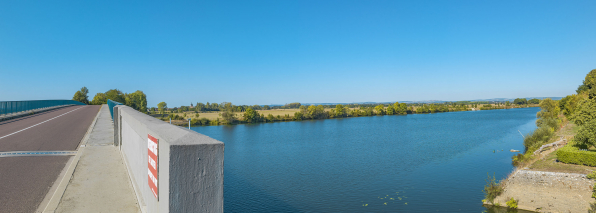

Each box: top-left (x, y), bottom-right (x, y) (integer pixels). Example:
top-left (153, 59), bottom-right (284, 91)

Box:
top-left (188, 118), bottom-right (191, 129)
top-left (170, 118), bottom-right (171, 124)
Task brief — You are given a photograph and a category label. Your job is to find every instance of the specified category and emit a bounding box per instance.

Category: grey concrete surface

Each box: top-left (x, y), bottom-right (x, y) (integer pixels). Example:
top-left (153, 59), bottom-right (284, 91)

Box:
top-left (86, 104), bottom-right (115, 146)
top-left (115, 105), bottom-right (224, 213)
top-left (55, 105), bottom-right (140, 213)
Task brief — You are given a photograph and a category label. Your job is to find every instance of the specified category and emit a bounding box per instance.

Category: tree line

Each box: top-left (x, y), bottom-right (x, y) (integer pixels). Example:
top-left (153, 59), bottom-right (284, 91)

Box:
top-left (72, 87), bottom-right (148, 113)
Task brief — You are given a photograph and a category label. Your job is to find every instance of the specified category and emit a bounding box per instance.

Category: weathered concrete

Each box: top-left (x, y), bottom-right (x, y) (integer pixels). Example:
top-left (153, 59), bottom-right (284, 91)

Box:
top-left (494, 170), bottom-right (594, 213)
top-left (55, 105), bottom-right (140, 213)
top-left (114, 105), bottom-right (224, 213)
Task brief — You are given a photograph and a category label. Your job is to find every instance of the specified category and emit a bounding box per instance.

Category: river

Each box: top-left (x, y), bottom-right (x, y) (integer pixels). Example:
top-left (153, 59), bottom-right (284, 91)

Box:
top-left (192, 107), bottom-right (540, 212)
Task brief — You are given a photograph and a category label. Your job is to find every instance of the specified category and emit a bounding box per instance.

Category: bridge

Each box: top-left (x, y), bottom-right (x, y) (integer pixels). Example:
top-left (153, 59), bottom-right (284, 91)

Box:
top-left (0, 100), bottom-right (224, 213)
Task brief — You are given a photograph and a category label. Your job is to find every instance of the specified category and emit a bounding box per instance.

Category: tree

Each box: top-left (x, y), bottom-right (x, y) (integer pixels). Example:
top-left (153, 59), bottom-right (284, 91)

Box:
top-left (221, 103), bottom-right (237, 124)
top-left (158, 102), bottom-right (167, 115)
top-left (294, 112), bottom-right (303, 121)
top-left (574, 120), bottom-right (596, 148)
top-left (536, 98), bottom-right (560, 127)
top-left (528, 98), bottom-right (540, 104)
top-left (263, 105), bottom-right (270, 110)
top-left (513, 98), bottom-right (527, 105)
top-left (106, 89), bottom-right (126, 103)
top-left (374, 104), bottom-right (385, 115)
top-left (386, 105), bottom-right (395, 115)
top-left (244, 108), bottom-right (258, 123)
top-left (90, 93), bottom-right (107, 105)
top-left (335, 104), bottom-right (345, 117)
top-left (571, 98), bottom-right (596, 126)
top-left (125, 90), bottom-right (147, 113)
top-left (72, 87), bottom-right (89, 104)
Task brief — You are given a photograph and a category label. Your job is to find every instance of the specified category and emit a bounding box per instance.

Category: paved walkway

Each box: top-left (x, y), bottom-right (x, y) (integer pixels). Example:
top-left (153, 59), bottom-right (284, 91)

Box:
top-left (55, 105), bottom-right (140, 213)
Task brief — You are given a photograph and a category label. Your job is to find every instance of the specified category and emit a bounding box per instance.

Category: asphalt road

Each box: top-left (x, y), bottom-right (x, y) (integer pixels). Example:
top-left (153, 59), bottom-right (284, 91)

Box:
top-left (0, 105), bottom-right (100, 213)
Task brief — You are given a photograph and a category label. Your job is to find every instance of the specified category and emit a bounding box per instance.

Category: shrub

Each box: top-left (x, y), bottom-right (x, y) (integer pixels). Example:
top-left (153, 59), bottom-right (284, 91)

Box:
top-left (523, 126), bottom-right (555, 152)
top-left (506, 197), bottom-right (518, 209)
top-left (588, 171), bottom-right (596, 180)
top-left (589, 201), bottom-right (596, 213)
top-left (512, 153), bottom-right (534, 167)
top-left (593, 183), bottom-right (596, 198)
top-left (556, 144), bottom-right (596, 166)
top-left (574, 120), bottom-right (596, 148)
top-left (483, 173), bottom-right (504, 204)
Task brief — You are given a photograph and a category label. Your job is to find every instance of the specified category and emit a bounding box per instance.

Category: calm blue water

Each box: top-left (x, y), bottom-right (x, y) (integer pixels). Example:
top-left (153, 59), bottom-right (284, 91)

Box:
top-left (192, 107), bottom-right (540, 212)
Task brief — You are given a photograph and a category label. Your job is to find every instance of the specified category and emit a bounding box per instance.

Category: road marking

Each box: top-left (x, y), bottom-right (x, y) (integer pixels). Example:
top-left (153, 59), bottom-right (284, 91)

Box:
top-left (0, 107), bottom-right (82, 140)
top-left (0, 151), bottom-right (77, 157)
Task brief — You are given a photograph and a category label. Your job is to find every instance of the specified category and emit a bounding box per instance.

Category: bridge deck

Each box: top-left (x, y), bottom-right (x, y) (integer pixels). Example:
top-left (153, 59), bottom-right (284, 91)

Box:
top-left (0, 105), bottom-right (99, 213)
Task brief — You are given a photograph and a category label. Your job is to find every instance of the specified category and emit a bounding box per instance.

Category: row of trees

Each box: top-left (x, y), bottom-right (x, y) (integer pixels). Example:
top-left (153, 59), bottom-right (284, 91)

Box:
top-left (72, 87), bottom-right (148, 113)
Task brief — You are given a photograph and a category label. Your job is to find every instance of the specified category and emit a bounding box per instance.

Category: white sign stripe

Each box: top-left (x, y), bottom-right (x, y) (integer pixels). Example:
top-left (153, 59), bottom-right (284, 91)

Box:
top-left (0, 107), bottom-right (83, 140)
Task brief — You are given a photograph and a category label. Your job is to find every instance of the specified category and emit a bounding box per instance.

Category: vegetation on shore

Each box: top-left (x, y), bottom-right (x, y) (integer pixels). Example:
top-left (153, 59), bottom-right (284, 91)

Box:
top-left (484, 69), bottom-right (596, 210)
top-left (155, 101), bottom-right (539, 126)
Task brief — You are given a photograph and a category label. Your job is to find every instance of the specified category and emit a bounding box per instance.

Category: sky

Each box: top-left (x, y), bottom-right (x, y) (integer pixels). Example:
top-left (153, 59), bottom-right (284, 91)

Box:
top-left (1, 0), bottom-right (595, 107)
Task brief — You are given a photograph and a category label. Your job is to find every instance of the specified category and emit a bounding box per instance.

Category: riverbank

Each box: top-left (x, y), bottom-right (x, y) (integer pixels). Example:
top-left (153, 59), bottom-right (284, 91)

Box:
top-left (492, 170), bottom-right (594, 213)
top-left (486, 117), bottom-right (596, 212)
top-left (158, 104), bottom-right (539, 127)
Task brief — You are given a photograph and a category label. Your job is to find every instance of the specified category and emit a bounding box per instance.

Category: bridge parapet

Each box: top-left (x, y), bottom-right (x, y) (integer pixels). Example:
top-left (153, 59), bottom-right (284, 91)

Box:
top-left (113, 105), bottom-right (224, 213)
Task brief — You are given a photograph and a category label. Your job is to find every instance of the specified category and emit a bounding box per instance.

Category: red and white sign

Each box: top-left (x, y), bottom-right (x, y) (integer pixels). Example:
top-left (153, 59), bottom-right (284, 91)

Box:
top-left (148, 134), bottom-right (158, 199)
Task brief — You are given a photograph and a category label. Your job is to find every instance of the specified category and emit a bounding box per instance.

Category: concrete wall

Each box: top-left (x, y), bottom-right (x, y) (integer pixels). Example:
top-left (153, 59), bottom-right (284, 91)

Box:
top-left (113, 105), bottom-right (224, 213)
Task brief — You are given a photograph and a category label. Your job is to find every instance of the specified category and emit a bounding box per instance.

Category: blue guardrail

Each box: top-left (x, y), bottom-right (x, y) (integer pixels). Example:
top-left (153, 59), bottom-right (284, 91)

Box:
top-left (107, 99), bottom-right (123, 120)
top-left (0, 100), bottom-right (86, 117)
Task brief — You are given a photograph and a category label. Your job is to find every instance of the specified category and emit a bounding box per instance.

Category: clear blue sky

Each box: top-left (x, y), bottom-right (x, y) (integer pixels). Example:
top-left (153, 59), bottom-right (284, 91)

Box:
top-left (1, 0), bottom-right (595, 107)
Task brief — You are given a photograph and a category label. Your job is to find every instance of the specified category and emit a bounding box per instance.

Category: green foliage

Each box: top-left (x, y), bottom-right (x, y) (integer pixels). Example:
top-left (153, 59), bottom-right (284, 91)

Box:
top-left (574, 120), bottom-right (596, 148)
top-left (483, 173), bottom-right (504, 205)
top-left (125, 90), bottom-right (147, 113)
top-left (284, 102), bottom-right (301, 109)
top-left (578, 81), bottom-right (590, 94)
top-left (72, 87), bottom-right (89, 104)
top-left (335, 104), bottom-right (346, 117)
top-left (559, 94), bottom-right (580, 117)
top-left (90, 93), bottom-right (107, 105)
top-left (294, 112), bottom-right (303, 121)
top-left (586, 171), bottom-right (596, 179)
top-left (571, 98), bottom-right (596, 126)
top-left (505, 197), bottom-right (518, 209)
top-left (243, 108), bottom-right (258, 123)
top-left (511, 152), bottom-right (533, 167)
top-left (556, 144), bottom-right (596, 166)
top-left (105, 89), bottom-right (126, 103)
top-left (589, 201), bottom-right (596, 213)
top-left (584, 69), bottom-right (596, 91)
top-left (528, 98), bottom-right (540, 104)
top-left (221, 104), bottom-right (237, 124)
top-left (513, 98), bottom-right (527, 105)
top-left (157, 102), bottom-right (167, 115)
top-left (374, 104), bottom-right (385, 115)
top-left (536, 98), bottom-right (560, 127)
top-left (523, 126), bottom-right (555, 152)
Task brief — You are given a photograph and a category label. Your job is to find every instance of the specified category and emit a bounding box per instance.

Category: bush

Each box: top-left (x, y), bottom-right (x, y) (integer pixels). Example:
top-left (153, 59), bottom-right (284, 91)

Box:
top-left (588, 171), bottom-right (596, 179)
top-left (512, 153), bottom-right (534, 167)
top-left (589, 201), bottom-right (596, 213)
top-left (523, 126), bottom-right (555, 152)
top-left (556, 144), bottom-right (596, 166)
top-left (574, 120), bottom-right (596, 148)
top-left (506, 197), bottom-right (518, 209)
top-left (483, 173), bottom-right (504, 204)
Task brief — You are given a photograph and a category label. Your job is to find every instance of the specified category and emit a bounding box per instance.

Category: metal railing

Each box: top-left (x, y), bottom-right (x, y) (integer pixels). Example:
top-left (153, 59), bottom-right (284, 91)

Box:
top-left (107, 99), bottom-right (123, 120)
top-left (0, 100), bottom-right (86, 117)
